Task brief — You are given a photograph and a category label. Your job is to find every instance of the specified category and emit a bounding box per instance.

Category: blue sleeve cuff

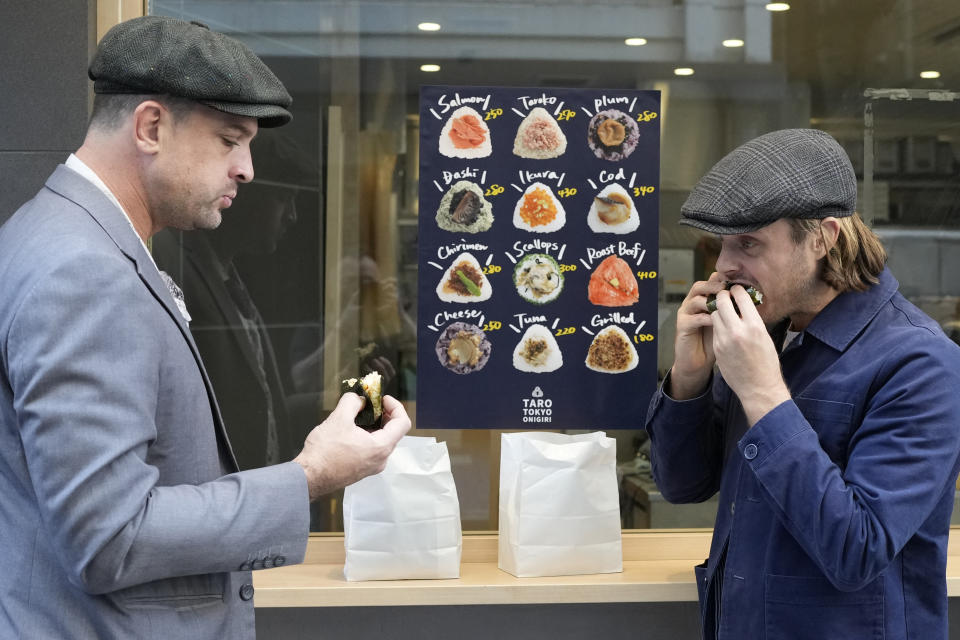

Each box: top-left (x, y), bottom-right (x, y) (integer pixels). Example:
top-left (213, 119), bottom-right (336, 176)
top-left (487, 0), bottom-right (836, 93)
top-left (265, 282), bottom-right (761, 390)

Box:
top-left (737, 399), bottom-right (809, 466)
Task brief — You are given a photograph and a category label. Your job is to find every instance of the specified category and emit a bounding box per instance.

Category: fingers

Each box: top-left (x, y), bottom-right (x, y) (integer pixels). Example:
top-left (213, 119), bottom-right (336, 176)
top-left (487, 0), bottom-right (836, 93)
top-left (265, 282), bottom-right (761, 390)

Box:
top-left (729, 285), bottom-right (762, 323)
top-left (333, 391), bottom-right (365, 418)
top-left (372, 395), bottom-right (411, 447)
top-left (683, 278), bottom-right (726, 315)
top-left (713, 285), bottom-right (760, 324)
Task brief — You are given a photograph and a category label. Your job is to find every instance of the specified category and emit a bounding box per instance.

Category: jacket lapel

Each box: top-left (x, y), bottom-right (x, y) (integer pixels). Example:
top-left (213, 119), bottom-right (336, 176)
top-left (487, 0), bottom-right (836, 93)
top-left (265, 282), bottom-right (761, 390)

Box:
top-left (45, 165), bottom-right (241, 472)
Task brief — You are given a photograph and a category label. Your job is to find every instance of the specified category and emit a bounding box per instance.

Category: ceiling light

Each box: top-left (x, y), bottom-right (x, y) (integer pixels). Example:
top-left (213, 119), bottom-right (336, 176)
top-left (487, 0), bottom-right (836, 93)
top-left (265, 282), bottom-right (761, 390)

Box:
top-left (418, 22), bottom-right (441, 31)
top-left (624, 37), bottom-right (647, 46)
top-left (722, 39), bottom-right (745, 48)
top-left (420, 64), bottom-right (441, 72)
top-left (920, 70), bottom-right (941, 79)
top-left (674, 67), bottom-right (695, 76)
top-left (765, 3), bottom-right (790, 11)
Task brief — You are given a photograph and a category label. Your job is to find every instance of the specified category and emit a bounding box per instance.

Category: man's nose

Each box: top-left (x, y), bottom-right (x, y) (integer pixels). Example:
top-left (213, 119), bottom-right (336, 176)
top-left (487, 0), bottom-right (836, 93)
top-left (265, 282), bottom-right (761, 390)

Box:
top-left (232, 148), bottom-right (254, 184)
top-left (714, 246), bottom-right (738, 278)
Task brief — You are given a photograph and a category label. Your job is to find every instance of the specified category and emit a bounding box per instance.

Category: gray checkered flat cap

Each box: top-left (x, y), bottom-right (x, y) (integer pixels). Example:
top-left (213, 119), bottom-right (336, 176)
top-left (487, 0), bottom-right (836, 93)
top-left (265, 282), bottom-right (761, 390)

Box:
top-left (680, 128), bottom-right (856, 234)
top-left (89, 16), bottom-right (292, 128)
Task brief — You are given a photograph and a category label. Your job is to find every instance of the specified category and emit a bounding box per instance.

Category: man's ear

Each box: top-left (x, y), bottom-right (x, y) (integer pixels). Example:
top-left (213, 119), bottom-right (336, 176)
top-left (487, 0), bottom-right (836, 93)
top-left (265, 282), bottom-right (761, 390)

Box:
top-left (132, 101), bottom-right (166, 156)
top-left (817, 217), bottom-right (841, 257)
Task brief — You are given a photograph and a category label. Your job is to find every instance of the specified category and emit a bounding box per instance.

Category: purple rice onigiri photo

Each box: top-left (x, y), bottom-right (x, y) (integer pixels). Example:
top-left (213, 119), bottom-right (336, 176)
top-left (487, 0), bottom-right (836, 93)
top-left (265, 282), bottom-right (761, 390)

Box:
top-left (435, 322), bottom-right (491, 374)
top-left (586, 109), bottom-right (639, 161)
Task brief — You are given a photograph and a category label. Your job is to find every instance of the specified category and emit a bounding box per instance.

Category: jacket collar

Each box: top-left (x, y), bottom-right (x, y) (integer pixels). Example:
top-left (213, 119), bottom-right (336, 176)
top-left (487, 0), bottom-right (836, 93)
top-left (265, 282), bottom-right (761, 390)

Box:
top-left (802, 266), bottom-right (899, 352)
top-left (44, 164), bottom-right (240, 472)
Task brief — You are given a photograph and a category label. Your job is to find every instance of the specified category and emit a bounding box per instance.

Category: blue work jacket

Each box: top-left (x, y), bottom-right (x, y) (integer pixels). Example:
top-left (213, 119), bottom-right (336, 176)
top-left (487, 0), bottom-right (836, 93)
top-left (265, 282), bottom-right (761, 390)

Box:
top-left (646, 268), bottom-right (960, 639)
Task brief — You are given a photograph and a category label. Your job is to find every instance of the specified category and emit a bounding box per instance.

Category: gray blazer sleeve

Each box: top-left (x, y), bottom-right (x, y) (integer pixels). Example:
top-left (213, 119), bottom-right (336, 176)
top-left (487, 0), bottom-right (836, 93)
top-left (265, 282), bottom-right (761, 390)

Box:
top-left (7, 247), bottom-right (309, 594)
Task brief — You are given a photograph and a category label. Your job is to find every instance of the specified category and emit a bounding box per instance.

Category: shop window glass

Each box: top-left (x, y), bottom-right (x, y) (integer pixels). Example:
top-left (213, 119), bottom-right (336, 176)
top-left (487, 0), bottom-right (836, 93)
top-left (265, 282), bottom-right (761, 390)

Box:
top-left (149, 0), bottom-right (960, 532)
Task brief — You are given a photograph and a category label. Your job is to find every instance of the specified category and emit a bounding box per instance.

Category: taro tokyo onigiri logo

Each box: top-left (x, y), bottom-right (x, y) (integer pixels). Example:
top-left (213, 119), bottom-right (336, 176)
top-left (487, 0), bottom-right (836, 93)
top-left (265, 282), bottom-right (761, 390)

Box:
top-left (522, 386), bottom-right (552, 424)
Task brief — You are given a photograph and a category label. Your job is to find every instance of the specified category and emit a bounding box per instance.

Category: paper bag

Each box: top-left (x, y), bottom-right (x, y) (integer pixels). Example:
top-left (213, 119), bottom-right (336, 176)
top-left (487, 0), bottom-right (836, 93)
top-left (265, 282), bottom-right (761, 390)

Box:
top-left (343, 436), bottom-right (462, 581)
top-left (499, 431), bottom-right (622, 577)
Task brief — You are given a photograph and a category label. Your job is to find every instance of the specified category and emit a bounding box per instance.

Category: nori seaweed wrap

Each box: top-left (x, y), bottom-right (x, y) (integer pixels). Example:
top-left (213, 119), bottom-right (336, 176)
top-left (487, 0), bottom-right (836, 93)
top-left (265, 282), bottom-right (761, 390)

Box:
top-left (706, 282), bottom-right (764, 314)
top-left (341, 371), bottom-right (383, 431)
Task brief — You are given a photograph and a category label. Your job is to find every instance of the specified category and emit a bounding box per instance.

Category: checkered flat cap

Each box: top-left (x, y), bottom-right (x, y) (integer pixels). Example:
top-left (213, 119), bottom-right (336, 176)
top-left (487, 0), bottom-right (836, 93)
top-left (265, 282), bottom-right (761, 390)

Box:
top-left (680, 128), bottom-right (856, 234)
top-left (89, 16), bottom-right (292, 128)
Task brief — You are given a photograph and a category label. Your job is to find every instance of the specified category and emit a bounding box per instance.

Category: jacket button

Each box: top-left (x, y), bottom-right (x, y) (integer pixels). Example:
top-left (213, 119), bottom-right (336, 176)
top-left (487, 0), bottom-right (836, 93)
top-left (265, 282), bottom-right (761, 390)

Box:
top-left (275, 555), bottom-right (286, 567)
top-left (239, 584), bottom-right (255, 601)
top-left (730, 501), bottom-right (735, 515)
top-left (743, 443), bottom-right (758, 460)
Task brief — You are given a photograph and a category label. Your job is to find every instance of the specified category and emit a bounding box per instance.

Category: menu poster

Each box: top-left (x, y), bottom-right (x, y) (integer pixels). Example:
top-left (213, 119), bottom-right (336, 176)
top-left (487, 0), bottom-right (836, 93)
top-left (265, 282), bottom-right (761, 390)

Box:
top-left (415, 85), bottom-right (660, 430)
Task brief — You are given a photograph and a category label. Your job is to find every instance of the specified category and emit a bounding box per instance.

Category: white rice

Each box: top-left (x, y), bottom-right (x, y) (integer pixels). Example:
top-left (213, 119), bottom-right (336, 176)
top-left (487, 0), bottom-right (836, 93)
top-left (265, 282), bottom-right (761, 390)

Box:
top-left (512, 324), bottom-right (563, 373)
top-left (587, 183), bottom-right (640, 234)
top-left (436, 252), bottom-right (493, 303)
top-left (438, 106), bottom-right (492, 159)
top-left (512, 182), bottom-right (566, 233)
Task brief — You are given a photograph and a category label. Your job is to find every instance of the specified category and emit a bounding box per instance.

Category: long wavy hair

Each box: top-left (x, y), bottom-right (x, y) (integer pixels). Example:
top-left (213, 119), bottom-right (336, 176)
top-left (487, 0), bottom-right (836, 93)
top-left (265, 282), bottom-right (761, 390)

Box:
top-left (789, 213), bottom-right (886, 293)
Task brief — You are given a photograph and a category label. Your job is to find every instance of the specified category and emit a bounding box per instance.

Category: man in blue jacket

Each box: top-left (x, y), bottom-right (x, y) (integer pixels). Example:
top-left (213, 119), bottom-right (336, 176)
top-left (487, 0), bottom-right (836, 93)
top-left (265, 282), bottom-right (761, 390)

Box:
top-left (646, 128), bottom-right (960, 639)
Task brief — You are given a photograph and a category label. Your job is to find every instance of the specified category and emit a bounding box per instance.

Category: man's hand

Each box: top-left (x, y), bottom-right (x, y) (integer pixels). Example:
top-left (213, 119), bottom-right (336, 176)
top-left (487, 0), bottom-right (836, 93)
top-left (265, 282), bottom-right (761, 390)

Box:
top-left (711, 285), bottom-right (790, 426)
top-left (293, 393), bottom-right (411, 501)
top-left (668, 273), bottom-right (725, 400)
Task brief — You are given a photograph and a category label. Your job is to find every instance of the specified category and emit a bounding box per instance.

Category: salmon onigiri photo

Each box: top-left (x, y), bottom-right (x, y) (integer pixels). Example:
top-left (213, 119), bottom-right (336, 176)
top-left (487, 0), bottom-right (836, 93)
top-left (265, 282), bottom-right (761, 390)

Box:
top-left (587, 254), bottom-right (639, 307)
top-left (439, 106), bottom-right (492, 159)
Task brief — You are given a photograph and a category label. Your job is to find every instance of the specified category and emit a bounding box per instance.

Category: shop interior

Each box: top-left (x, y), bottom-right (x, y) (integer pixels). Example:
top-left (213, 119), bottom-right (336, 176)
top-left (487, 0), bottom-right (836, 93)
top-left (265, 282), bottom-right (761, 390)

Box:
top-left (148, 0), bottom-right (960, 532)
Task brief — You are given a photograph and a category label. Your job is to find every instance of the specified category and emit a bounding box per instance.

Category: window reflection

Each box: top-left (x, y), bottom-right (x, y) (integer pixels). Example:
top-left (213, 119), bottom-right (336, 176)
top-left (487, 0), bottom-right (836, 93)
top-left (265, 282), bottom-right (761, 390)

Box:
top-left (149, 0), bottom-right (960, 532)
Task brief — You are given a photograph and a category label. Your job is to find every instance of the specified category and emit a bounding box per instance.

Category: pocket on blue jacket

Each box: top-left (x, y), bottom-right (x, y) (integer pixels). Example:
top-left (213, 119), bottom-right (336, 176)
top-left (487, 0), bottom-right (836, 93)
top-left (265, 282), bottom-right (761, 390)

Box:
top-left (764, 573), bottom-right (883, 640)
top-left (794, 397), bottom-right (855, 465)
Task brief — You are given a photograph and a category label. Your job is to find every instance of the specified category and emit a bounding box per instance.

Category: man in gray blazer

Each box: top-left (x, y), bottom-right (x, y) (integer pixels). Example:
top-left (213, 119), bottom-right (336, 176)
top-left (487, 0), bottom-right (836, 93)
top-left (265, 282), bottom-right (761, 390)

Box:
top-left (0, 16), bottom-right (410, 639)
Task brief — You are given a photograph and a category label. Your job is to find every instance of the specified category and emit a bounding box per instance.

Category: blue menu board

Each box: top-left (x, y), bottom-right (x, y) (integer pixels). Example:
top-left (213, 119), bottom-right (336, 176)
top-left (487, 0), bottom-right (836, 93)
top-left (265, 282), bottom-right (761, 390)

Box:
top-left (416, 86), bottom-right (660, 430)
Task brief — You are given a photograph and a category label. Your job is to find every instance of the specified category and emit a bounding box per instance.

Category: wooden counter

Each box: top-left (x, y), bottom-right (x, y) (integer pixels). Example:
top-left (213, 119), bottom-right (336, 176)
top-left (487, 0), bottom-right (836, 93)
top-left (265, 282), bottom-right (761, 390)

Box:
top-left (253, 529), bottom-right (960, 608)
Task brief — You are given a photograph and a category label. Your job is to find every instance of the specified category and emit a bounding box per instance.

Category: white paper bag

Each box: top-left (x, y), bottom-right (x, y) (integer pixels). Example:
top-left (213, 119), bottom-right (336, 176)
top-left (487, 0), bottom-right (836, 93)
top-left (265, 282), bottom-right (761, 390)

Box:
top-left (343, 436), bottom-right (462, 581)
top-left (498, 431), bottom-right (622, 577)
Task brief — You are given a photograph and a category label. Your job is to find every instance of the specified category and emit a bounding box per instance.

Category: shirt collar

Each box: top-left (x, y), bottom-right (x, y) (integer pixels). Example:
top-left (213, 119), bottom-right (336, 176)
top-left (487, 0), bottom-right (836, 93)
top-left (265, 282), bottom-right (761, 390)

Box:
top-left (801, 266), bottom-right (899, 351)
top-left (64, 154), bottom-right (160, 272)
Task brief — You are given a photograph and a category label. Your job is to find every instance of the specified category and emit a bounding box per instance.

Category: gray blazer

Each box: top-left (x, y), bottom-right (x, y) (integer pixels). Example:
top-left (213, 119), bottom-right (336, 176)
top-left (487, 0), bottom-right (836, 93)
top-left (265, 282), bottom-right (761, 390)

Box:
top-left (0, 165), bottom-right (309, 639)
